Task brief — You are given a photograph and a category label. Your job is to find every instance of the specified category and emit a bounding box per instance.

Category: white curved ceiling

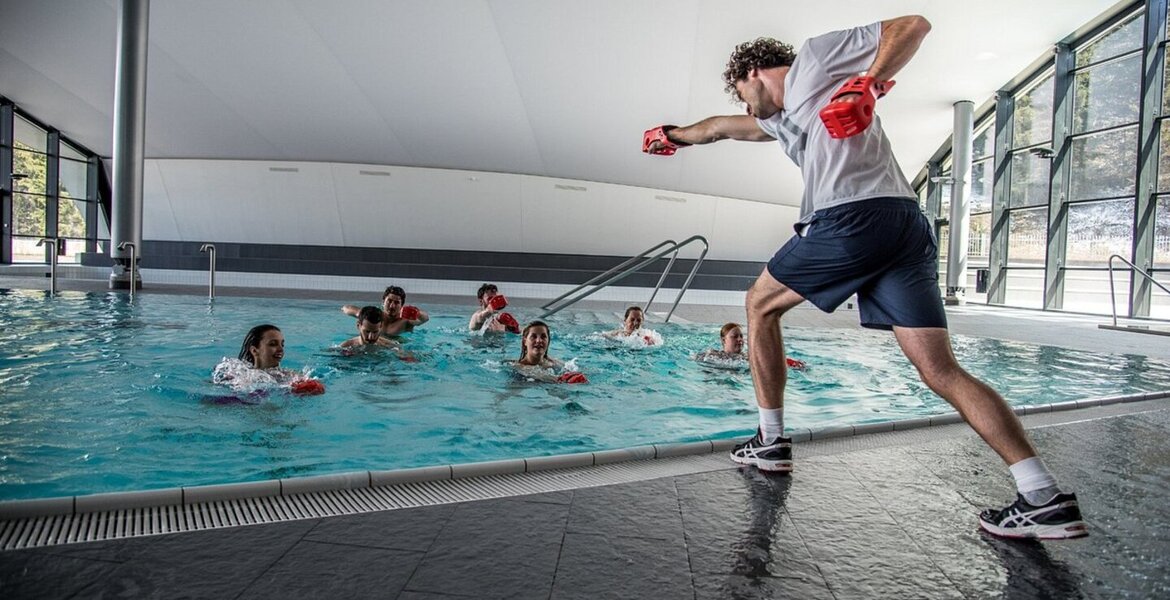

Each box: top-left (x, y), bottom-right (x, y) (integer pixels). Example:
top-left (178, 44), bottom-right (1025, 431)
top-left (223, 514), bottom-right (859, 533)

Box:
top-left (0, 0), bottom-right (1128, 206)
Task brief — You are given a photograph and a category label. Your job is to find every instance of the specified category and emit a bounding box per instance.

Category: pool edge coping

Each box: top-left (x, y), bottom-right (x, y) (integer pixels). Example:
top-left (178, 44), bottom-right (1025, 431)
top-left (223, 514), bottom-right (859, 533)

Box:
top-left (3, 389), bottom-right (1168, 520)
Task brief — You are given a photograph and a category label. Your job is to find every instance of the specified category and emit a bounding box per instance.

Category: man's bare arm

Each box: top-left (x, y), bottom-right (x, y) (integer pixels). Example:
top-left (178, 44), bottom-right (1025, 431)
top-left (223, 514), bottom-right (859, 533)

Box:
top-left (868, 15), bottom-right (931, 82)
top-left (666, 115), bottom-right (773, 145)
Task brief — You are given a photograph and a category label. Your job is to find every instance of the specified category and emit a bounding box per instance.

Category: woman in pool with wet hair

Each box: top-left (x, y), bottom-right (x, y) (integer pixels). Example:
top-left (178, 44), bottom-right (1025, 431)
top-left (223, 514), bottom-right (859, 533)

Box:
top-left (696, 322), bottom-right (805, 369)
top-left (212, 324), bottom-right (325, 395)
top-left (515, 321), bottom-right (587, 384)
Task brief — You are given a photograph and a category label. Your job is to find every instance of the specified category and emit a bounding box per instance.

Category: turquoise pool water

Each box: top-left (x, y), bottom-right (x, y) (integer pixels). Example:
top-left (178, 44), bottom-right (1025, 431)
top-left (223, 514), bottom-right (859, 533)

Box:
top-left (1, 288), bottom-right (1169, 501)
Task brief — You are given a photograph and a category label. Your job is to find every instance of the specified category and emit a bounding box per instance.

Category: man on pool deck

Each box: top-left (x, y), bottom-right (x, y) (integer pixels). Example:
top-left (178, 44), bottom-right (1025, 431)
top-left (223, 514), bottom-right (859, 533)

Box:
top-left (643, 15), bottom-right (1086, 540)
top-left (468, 283), bottom-right (521, 334)
top-left (342, 285), bottom-right (428, 336)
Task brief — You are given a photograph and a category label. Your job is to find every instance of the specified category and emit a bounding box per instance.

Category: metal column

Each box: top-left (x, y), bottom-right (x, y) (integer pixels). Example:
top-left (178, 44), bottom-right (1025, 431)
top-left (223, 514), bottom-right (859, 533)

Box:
top-left (1132, 0), bottom-right (1169, 317)
top-left (109, 0), bottom-right (149, 290)
top-left (987, 92), bottom-right (1015, 305)
top-left (945, 101), bottom-right (974, 304)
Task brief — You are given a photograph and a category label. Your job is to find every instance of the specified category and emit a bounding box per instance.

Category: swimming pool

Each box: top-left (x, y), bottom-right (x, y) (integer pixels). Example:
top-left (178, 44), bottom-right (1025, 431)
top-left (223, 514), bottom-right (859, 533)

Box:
top-left (2, 288), bottom-right (1169, 501)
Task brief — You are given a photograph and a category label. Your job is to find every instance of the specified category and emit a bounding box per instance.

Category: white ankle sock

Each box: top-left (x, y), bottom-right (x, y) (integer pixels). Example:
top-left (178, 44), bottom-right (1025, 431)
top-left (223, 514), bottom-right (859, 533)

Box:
top-left (758, 407), bottom-right (784, 443)
top-left (1009, 456), bottom-right (1062, 504)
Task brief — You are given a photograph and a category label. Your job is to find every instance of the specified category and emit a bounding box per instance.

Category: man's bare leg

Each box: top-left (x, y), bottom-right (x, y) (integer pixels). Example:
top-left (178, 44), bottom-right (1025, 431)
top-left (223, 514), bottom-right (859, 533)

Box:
top-left (893, 325), bottom-right (1086, 539)
top-left (730, 269), bottom-right (805, 472)
top-left (746, 270), bottom-right (806, 410)
top-left (892, 326), bottom-right (1036, 464)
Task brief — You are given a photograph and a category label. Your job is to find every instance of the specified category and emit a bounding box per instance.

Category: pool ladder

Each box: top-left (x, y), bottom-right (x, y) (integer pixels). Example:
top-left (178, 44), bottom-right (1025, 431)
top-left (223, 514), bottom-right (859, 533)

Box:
top-left (1100, 254), bottom-right (1170, 336)
top-left (540, 235), bottom-right (709, 323)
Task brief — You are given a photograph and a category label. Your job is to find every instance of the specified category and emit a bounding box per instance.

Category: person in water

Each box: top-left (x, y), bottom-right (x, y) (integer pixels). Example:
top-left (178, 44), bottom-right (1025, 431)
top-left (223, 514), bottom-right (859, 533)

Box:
top-left (214, 324), bottom-right (325, 395)
top-left (515, 321), bottom-right (586, 384)
top-left (603, 306), bottom-right (661, 345)
top-left (469, 283), bottom-right (520, 334)
top-left (341, 306), bottom-right (399, 348)
top-left (341, 285), bottom-right (428, 336)
top-left (339, 307), bottom-right (419, 361)
top-left (697, 322), bottom-right (805, 369)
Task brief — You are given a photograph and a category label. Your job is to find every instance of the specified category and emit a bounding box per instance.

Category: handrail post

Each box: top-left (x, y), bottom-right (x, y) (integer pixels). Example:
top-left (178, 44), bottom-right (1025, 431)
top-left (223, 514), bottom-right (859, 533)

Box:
top-left (1108, 255), bottom-right (1119, 327)
top-left (644, 248), bottom-right (680, 313)
top-left (199, 243), bottom-right (217, 300)
top-left (664, 235), bottom-right (709, 323)
top-left (1106, 253), bottom-right (1170, 326)
top-left (118, 241), bottom-right (137, 300)
top-left (36, 238), bottom-right (58, 295)
top-left (541, 240), bottom-right (677, 311)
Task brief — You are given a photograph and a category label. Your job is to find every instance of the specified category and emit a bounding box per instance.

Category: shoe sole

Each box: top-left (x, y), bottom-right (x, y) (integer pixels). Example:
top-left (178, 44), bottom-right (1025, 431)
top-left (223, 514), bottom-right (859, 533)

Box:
top-left (977, 519), bottom-right (1089, 540)
top-left (729, 455), bottom-right (793, 473)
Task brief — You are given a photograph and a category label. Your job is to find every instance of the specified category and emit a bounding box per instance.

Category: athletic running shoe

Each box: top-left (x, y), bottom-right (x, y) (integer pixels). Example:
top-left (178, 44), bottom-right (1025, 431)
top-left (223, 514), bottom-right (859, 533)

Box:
top-left (978, 492), bottom-right (1088, 540)
top-left (730, 429), bottom-right (792, 473)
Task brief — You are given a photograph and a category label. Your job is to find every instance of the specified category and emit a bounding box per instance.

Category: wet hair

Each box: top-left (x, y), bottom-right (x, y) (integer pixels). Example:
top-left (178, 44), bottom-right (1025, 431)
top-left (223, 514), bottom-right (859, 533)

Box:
top-left (477, 283), bottom-right (499, 300)
top-left (720, 322), bottom-right (742, 339)
top-left (357, 305), bottom-right (385, 325)
top-left (238, 324), bottom-right (281, 364)
top-left (518, 321), bottom-right (551, 361)
top-left (382, 285), bottom-right (406, 302)
top-left (624, 306), bottom-right (644, 319)
top-left (722, 38), bottom-right (797, 98)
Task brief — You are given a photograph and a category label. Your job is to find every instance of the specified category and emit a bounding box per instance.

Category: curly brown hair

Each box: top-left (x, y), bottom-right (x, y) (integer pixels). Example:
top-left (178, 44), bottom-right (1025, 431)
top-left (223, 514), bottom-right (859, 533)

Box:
top-left (722, 38), bottom-right (797, 99)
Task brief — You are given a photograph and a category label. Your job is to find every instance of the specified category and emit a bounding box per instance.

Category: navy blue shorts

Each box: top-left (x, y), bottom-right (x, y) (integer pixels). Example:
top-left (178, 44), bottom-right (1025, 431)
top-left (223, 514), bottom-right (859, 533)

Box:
top-left (767, 198), bottom-right (947, 330)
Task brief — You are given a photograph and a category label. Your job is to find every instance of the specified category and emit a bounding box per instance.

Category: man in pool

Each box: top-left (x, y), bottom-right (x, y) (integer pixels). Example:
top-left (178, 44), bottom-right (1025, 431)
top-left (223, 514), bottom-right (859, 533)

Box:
top-left (643, 15), bottom-right (1086, 540)
top-left (342, 285), bottom-right (428, 336)
top-left (469, 283), bottom-right (521, 334)
top-left (340, 306), bottom-right (398, 348)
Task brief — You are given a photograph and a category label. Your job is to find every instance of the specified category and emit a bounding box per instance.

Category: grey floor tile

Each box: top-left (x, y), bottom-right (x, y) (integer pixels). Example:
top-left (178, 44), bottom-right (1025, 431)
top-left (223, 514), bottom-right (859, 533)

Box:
top-left (397, 592), bottom-right (481, 600)
top-left (404, 499), bottom-right (568, 599)
top-left (566, 478), bottom-right (684, 541)
top-left (0, 549), bottom-right (121, 600)
top-left (692, 572), bottom-right (835, 600)
top-left (237, 540), bottom-right (423, 600)
top-left (549, 532), bottom-right (691, 600)
top-left (792, 517), bottom-right (965, 600)
top-left (838, 446), bottom-right (952, 484)
top-left (677, 470), bottom-right (822, 582)
top-left (304, 504), bottom-right (455, 552)
top-left (73, 520), bottom-right (317, 600)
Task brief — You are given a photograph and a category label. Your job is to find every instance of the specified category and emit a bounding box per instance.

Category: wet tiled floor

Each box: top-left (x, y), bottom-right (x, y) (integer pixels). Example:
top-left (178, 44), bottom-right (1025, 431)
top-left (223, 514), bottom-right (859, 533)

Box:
top-left (2, 405), bottom-right (1167, 599)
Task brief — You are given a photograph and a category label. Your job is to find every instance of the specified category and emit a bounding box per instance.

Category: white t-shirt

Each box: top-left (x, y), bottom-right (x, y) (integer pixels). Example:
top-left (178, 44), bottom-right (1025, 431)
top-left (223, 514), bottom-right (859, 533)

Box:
top-left (755, 22), bottom-right (917, 223)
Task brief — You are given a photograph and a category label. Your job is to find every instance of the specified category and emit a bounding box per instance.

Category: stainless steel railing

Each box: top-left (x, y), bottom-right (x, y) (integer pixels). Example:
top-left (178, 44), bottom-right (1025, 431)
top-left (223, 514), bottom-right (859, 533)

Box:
top-left (117, 241), bottom-right (137, 300)
top-left (1106, 253), bottom-right (1170, 327)
top-left (540, 235), bottom-right (709, 323)
top-left (199, 243), bottom-right (217, 299)
top-left (37, 237), bottom-right (58, 295)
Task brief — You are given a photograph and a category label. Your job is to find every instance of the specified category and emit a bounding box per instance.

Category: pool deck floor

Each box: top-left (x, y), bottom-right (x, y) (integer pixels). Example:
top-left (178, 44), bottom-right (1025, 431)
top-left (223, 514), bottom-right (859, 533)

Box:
top-left (2, 275), bottom-right (1169, 598)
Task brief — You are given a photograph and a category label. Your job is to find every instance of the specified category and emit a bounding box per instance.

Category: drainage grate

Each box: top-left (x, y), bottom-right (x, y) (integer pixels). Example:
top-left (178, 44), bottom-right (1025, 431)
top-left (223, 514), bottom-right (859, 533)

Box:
top-left (0, 452), bottom-right (728, 551)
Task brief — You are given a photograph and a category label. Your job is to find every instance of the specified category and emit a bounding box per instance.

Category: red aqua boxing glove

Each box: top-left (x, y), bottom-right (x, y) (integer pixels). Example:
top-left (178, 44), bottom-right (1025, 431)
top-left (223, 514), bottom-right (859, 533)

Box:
top-left (488, 295), bottom-right (508, 310)
top-left (786, 357), bottom-right (807, 370)
top-left (497, 312), bottom-right (521, 334)
top-left (290, 379), bottom-right (326, 396)
top-left (558, 371), bottom-right (588, 384)
top-left (400, 305), bottom-right (421, 320)
top-left (818, 76), bottom-right (895, 139)
top-left (642, 125), bottom-right (690, 156)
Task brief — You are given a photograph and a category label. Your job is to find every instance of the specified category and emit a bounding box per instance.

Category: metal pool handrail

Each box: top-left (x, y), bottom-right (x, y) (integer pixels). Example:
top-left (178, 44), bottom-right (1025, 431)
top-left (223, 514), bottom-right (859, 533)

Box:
top-left (540, 235), bottom-right (709, 323)
top-left (199, 243), bottom-right (217, 300)
top-left (1106, 253), bottom-right (1170, 327)
top-left (117, 242), bottom-right (136, 300)
top-left (36, 237), bottom-right (59, 295)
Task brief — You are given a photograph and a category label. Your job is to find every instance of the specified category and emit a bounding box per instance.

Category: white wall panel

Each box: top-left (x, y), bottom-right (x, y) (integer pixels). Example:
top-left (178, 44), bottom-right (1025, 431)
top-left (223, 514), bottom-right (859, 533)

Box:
top-left (382, 168), bottom-right (523, 252)
top-left (142, 160), bottom-right (181, 241)
top-left (710, 199), bottom-right (800, 262)
top-left (143, 159), bottom-right (800, 259)
top-left (152, 160), bottom-right (343, 246)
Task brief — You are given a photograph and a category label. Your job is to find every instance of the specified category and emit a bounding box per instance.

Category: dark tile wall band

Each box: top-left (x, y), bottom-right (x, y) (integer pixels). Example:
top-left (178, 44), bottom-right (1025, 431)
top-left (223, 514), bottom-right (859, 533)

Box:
top-left (81, 241), bottom-right (768, 291)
